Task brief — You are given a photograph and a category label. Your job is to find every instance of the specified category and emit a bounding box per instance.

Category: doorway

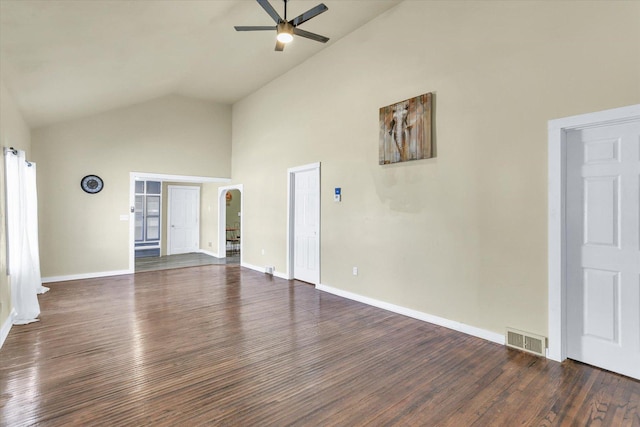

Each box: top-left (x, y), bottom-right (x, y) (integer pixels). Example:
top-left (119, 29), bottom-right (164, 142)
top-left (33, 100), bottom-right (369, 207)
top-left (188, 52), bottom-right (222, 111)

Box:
top-left (565, 121), bottom-right (639, 379)
top-left (225, 189), bottom-right (241, 257)
top-left (548, 104), bottom-right (640, 380)
top-left (217, 184), bottom-right (243, 262)
top-left (129, 172), bottom-right (230, 273)
top-left (287, 162), bottom-right (320, 284)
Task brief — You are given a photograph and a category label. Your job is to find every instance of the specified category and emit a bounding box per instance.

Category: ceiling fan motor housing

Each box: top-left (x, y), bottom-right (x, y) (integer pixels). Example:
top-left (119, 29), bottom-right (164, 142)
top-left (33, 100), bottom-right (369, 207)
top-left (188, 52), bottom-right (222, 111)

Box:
top-left (277, 21), bottom-right (294, 41)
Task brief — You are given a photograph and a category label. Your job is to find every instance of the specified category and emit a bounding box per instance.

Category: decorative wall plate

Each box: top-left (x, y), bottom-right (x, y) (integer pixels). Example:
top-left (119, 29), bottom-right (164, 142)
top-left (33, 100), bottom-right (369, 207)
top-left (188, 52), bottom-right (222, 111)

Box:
top-left (81, 175), bottom-right (104, 194)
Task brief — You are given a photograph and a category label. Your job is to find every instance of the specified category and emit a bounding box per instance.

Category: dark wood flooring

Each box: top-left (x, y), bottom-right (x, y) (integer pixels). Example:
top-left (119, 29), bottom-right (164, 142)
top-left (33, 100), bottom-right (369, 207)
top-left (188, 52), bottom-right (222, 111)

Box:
top-left (1, 265), bottom-right (638, 426)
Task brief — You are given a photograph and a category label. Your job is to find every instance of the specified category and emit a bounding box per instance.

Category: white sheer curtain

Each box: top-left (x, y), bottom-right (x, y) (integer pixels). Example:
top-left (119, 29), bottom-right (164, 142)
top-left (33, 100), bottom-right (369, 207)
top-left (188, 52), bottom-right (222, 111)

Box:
top-left (4, 148), bottom-right (48, 325)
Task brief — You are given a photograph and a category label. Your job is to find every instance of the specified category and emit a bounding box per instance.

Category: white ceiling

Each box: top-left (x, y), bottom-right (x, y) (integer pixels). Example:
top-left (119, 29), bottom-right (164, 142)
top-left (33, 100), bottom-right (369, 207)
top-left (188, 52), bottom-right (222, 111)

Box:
top-left (0, 0), bottom-right (401, 127)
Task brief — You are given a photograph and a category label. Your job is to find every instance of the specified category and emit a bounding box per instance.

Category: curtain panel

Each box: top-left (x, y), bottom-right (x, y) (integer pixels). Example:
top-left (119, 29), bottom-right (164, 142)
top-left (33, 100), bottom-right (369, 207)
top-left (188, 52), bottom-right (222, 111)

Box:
top-left (4, 148), bottom-right (47, 325)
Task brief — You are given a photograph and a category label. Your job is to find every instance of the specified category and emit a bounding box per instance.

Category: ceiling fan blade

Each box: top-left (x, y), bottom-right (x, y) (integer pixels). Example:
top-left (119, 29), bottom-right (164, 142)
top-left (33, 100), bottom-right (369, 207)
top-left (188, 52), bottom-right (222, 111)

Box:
top-left (235, 26), bottom-right (276, 31)
top-left (291, 3), bottom-right (328, 27)
top-left (292, 27), bottom-right (329, 43)
top-left (275, 40), bottom-right (285, 52)
top-left (257, 0), bottom-right (282, 24)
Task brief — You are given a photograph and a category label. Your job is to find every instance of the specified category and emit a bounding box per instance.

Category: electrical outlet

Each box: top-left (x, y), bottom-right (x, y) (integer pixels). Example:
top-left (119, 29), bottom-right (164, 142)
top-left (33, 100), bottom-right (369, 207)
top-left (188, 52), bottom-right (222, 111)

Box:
top-left (262, 249), bottom-right (265, 255)
top-left (353, 267), bottom-right (358, 276)
top-left (208, 242), bottom-right (212, 247)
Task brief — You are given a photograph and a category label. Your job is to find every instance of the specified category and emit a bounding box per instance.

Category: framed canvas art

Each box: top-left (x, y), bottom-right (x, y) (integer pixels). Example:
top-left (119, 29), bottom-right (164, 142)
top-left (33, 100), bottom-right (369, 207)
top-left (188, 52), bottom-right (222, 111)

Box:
top-left (379, 92), bottom-right (433, 165)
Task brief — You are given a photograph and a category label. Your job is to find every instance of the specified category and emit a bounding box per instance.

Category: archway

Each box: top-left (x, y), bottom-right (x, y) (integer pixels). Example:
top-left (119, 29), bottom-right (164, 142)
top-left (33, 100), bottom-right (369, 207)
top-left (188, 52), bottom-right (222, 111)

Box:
top-left (218, 184), bottom-right (243, 261)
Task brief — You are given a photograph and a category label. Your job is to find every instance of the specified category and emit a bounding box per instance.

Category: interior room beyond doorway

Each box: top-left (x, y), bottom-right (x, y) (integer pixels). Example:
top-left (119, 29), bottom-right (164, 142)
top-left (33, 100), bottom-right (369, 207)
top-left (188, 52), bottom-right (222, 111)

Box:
top-left (129, 172), bottom-right (232, 273)
top-left (225, 189), bottom-right (241, 257)
top-left (135, 252), bottom-right (238, 273)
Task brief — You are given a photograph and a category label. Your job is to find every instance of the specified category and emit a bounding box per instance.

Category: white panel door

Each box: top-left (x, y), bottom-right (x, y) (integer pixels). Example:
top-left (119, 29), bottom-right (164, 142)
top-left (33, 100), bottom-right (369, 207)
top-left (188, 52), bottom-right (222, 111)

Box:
top-left (566, 120), bottom-right (640, 380)
top-left (168, 186), bottom-right (200, 255)
top-left (293, 168), bottom-right (320, 284)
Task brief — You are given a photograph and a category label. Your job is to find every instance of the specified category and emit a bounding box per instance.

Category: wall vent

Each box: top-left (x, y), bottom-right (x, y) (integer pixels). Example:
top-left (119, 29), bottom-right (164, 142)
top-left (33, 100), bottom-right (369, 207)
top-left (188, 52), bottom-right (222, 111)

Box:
top-left (506, 328), bottom-right (546, 357)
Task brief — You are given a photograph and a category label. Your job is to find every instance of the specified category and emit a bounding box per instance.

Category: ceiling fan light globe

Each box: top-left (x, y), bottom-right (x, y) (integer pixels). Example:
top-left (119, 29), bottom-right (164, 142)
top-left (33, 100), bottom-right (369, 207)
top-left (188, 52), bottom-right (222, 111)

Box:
top-left (276, 32), bottom-right (294, 43)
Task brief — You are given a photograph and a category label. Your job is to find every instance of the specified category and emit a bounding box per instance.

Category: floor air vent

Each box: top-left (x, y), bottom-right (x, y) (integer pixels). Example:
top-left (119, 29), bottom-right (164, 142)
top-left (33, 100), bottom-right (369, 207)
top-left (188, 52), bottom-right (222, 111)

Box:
top-left (506, 328), bottom-right (546, 357)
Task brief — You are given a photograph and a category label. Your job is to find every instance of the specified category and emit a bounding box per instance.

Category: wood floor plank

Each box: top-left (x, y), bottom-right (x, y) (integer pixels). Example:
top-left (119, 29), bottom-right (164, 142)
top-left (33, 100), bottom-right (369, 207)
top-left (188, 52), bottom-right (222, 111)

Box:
top-left (1, 265), bottom-right (639, 426)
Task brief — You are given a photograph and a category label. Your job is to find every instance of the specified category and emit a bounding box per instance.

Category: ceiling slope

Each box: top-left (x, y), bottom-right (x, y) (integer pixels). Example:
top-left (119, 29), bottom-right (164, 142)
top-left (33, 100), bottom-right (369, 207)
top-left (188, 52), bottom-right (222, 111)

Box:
top-left (0, 0), bottom-right (401, 127)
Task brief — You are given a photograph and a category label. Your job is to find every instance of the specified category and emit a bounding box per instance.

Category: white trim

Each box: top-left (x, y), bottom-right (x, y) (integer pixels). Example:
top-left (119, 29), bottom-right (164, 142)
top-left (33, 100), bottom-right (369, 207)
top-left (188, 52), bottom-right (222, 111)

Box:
top-left (317, 284), bottom-right (504, 345)
top-left (131, 172), bottom-right (230, 184)
top-left (547, 104), bottom-right (640, 362)
top-left (548, 105), bottom-right (640, 132)
top-left (286, 162), bottom-right (321, 282)
top-left (241, 261), bottom-right (265, 273)
top-left (129, 173), bottom-right (136, 273)
top-left (167, 185), bottom-right (201, 255)
top-left (241, 261), bottom-right (287, 279)
top-left (42, 269), bottom-right (132, 283)
top-left (217, 184), bottom-right (243, 263)
top-left (273, 270), bottom-right (288, 280)
top-left (286, 162), bottom-right (321, 174)
top-left (0, 309), bottom-right (16, 350)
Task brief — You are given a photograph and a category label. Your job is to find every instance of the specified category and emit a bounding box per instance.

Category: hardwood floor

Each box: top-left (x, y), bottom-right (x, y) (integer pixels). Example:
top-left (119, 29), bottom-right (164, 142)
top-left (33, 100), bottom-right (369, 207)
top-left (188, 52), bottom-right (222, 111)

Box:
top-left (1, 265), bottom-right (638, 426)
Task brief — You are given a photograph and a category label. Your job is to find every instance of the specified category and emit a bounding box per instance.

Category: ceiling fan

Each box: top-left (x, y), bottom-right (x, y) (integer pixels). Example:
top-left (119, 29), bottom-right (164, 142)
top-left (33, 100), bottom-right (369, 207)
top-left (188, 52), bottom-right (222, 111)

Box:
top-left (235, 0), bottom-right (330, 52)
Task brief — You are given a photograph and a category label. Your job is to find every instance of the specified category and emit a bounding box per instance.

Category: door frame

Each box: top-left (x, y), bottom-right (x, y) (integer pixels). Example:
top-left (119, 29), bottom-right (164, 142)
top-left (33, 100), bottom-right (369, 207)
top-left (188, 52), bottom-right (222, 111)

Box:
top-left (286, 162), bottom-right (321, 283)
top-left (167, 185), bottom-right (201, 255)
top-left (547, 104), bottom-right (640, 362)
top-left (129, 172), bottom-right (229, 272)
top-left (217, 184), bottom-right (243, 260)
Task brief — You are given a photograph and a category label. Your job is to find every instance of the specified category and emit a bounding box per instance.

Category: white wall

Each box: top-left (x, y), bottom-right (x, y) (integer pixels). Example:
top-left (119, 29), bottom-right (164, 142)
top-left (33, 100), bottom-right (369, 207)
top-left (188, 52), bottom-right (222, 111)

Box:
top-left (231, 1), bottom-right (640, 338)
top-left (32, 95), bottom-right (231, 277)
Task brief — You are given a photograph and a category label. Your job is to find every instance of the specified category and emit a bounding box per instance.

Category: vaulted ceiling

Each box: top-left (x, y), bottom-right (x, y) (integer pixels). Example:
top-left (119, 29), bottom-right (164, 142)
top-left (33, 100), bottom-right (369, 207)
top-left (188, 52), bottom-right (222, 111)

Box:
top-left (0, 0), bottom-right (401, 127)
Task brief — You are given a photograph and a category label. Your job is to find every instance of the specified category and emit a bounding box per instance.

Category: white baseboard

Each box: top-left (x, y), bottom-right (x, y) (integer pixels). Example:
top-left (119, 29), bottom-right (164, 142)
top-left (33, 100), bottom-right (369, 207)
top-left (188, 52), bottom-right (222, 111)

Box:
top-left (241, 262), bottom-right (288, 279)
top-left (273, 271), bottom-right (289, 280)
top-left (316, 283), bottom-right (505, 346)
top-left (241, 261), bottom-right (267, 274)
top-left (199, 249), bottom-right (221, 258)
top-left (0, 309), bottom-right (16, 350)
top-left (42, 269), bottom-right (132, 284)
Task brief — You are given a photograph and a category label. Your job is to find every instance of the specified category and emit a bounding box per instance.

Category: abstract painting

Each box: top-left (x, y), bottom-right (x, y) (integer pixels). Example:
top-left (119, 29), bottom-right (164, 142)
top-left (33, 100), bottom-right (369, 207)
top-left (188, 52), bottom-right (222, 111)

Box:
top-left (379, 92), bottom-right (433, 165)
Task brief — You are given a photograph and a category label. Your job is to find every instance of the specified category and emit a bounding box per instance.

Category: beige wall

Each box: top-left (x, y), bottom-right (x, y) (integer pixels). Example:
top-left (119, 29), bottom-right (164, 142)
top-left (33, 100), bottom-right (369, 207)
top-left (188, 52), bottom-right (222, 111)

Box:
top-left (231, 1), bottom-right (640, 338)
top-left (0, 78), bottom-right (32, 328)
top-left (200, 183), bottom-right (221, 255)
top-left (32, 95), bottom-right (231, 277)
